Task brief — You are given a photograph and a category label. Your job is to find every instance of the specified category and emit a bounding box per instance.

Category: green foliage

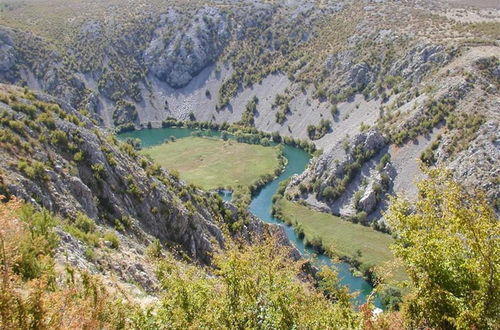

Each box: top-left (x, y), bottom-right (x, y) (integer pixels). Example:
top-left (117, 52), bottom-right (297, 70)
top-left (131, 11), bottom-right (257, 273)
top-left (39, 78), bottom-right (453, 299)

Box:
top-left (331, 105), bottom-right (339, 117)
top-left (114, 215), bottom-right (132, 232)
top-left (380, 287), bottom-right (403, 311)
top-left (272, 93), bottom-right (292, 125)
top-left (376, 153), bottom-right (391, 172)
top-left (125, 175), bottom-right (143, 199)
top-left (74, 212), bottom-right (96, 234)
top-left (50, 129), bottom-right (68, 146)
top-left (17, 160), bottom-right (48, 182)
top-left (444, 112), bottom-right (485, 155)
top-left (386, 168), bottom-right (500, 329)
top-left (419, 147), bottom-right (436, 166)
top-left (359, 122), bottom-right (370, 132)
top-left (14, 204), bottom-right (59, 280)
top-left (145, 236), bottom-right (360, 329)
top-left (0, 198), bottom-right (130, 328)
top-left (10, 102), bottom-right (37, 119)
top-left (103, 231), bottom-right (120, 249)
top-left (352, 190), bottom-right (364, 211)
top-left (91, 163), bottom-right (106, 180)
top-left (73, 150), bottom-right (85, 162)
top-left (389, 97), bottom-right (456, 145)
top-left (322, 186), bottom-right (336, 200)
top-left (217, 73), bottom-right (240, 109)
top-left (36, 112), bottom-right (56, 129)
top-left (307, 119), bottom-right (331, 140)
top-left (145, 239), bottom-right (163, 259)
top-left (238, 96), bottom-right (258, 126)
top-left (116, 123), bottom-right (135, 133)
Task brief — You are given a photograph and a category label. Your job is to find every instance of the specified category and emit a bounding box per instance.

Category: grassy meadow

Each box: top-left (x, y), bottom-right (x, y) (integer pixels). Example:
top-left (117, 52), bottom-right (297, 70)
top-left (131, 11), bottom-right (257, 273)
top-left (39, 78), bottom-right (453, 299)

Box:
top-left (276, 199), bottom-right (406, 281)
top-left (142, 137), bottom-right (281, 191)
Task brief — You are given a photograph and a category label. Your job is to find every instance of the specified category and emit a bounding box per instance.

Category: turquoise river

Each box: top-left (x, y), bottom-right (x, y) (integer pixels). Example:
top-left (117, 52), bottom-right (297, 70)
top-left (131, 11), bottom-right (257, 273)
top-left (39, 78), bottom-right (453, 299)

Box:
top-left (119, 127), bottom-right (380, 307)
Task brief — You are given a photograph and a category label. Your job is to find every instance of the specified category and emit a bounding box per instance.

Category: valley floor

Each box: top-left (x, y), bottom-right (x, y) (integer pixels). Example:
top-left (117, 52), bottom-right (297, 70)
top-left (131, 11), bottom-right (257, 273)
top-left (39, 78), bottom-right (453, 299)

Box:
top-left (276, 199), bottom-right (407, 282)
top-left (141, 136), bottom-right (281, 191)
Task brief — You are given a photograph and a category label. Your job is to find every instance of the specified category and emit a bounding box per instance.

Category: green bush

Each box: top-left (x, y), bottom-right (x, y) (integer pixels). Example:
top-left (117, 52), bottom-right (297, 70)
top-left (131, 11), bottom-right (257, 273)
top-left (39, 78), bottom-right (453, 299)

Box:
top-left (18, 160), bottom-right (48, 181)
top-left (15, 205), bottom-right (59, 280)
top-left (307, 119), bottom-right (331, 140)
top-left (103, 231), bottom-right (120, 249)
top-left (50, 129), bottom-right (68, 146)
top-left (91, 163), bottom-right (106, 180)
top-left (75, 213), bottom-right (96, 234)
top-left (146, 239), bottom-right (163, 259)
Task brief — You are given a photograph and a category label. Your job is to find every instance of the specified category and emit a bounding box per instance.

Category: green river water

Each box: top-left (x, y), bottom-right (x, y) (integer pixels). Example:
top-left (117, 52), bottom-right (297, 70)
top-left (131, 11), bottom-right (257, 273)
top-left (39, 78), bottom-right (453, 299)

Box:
top-left (119, 127), bottom-right (380, 307)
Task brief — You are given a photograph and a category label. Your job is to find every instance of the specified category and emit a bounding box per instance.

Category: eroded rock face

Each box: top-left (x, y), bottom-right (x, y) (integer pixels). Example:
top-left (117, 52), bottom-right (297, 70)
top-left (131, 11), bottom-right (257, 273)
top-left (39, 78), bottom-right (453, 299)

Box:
top-left (358, 183), bottom-right (377, 214)
top-left (1, 84), bottom-right (300, 268)
top-left (113, 101), bottom-right (138, 126)
top-left (347, 62), bottom-right (374, 89)
top-left (0, 87), bottom-right (227, 264)
top-left (286, 129), bottom-right (387, 217)
top-left (390, 43), bottom-right (454, 82)
top-left (446, 120), bottom-right (499, 203)
top-left (144, 7), bottom-right (231, 88)
top-left (0, 29), bottom-right (15, 73)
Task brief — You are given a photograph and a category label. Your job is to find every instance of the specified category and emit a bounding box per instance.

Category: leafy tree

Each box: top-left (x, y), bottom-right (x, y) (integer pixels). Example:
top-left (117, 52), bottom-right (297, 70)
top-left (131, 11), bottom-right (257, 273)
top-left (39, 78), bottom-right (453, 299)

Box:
top-left (148, 236), bottom-right (362, 329)
top-left (385, 168), bottom-right (500, 329)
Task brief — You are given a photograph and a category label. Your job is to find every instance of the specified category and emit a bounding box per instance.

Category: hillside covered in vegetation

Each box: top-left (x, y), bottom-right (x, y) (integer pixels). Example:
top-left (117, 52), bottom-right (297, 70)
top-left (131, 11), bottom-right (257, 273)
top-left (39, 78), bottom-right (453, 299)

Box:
top-left (0, 0), bottom-right (499, 328)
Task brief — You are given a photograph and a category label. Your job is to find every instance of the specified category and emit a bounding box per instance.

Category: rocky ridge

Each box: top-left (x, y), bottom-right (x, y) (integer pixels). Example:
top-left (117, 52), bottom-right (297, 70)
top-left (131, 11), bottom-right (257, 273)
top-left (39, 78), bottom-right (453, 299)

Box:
top-left (0, 84), bottom-right (290, 296)
top-left (286, 47), bottom-right (499, 222)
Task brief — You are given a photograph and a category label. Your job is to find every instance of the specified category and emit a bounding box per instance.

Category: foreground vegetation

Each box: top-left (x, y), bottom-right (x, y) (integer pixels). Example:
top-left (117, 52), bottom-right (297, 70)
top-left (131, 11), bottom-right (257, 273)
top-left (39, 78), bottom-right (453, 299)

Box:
top-left (385, 168), bottom-right (499, 329)
top-left (0, 168), bottom-right (498, 329)
top-left (141, 136), bottom-right (283, 191)
top-left (0, 196), bottom-right (363, 329)
top-left (274, 199), bottom-right (406, 282)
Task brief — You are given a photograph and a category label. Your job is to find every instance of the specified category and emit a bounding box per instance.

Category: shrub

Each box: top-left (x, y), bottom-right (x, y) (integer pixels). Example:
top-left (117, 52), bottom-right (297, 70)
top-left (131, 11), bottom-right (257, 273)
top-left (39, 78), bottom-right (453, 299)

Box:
top-left (307, 119), bottom-right (331, 140)
top-left (380, 287), bottom-right (403, 311)
top-left (91, 163), bottom-right (106, 180)
top-left (11, 102), bottom-right (37, 119)
top-left (239, 96), bottom-right (258, 126)
top-left (36, 112), bottom-right (56, 129)
top-left (322, 186), bottom-right (336, 200)
top-left (331, 105), bottom-right (339, 117)
top-left (50, 129), bottom-right (68, 146)
top-left (386, 168), bottom-right (500, 328)
top-left (103, 231), bottom-right (119, 249)
top-left (74, 212), bottom-right (96, 234)
top-left (146, 239), bottom-right (163, 259)
top-left (14, 205), bottom-right (59, 280)
top-left (18, 160), bottom-right (48, 181)
top-left (73, 151), bottom-right (85, 162)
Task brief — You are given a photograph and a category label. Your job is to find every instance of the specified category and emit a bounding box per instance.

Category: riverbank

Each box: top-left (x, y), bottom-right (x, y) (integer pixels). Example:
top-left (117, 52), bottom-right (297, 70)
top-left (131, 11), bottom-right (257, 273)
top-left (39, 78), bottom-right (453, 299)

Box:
top-left (273, 198), bottom-right (407, 284)
top-left (119, 119), bottom-right (320, 155)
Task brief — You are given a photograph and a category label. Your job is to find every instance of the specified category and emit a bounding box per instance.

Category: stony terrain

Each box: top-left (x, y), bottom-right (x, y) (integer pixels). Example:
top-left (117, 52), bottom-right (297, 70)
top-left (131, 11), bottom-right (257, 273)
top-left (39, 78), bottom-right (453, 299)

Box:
top-left (0, 0), bottom-right (498, 220)
top-left (287, 45), bottom-right (499, 223)
top-left (0, 84), bottom-right (290, 299)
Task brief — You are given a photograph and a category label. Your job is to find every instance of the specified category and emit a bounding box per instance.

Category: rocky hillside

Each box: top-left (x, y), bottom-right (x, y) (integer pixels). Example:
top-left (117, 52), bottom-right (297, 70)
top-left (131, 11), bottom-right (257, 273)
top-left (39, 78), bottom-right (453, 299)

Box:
top-left (0, 83), bottom-right (283, 295)
top-left (0, 0), bottom-right (498, 219)
top-left (286, 46), bottom-right (499, 224)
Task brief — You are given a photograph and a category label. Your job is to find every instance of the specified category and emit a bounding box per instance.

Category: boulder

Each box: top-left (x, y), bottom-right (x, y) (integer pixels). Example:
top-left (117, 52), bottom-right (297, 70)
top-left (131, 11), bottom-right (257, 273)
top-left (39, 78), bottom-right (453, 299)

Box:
top-left (358, 184), bottom-right (377, 214)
